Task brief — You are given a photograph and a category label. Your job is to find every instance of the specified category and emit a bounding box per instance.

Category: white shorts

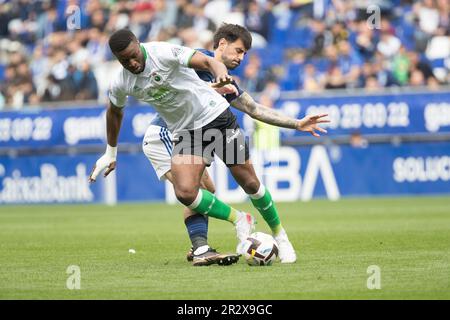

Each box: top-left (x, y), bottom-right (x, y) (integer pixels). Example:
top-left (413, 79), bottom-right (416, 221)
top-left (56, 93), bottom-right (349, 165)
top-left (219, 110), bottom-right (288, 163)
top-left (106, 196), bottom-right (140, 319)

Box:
top-left (142, 125), bottom-right (173, 181)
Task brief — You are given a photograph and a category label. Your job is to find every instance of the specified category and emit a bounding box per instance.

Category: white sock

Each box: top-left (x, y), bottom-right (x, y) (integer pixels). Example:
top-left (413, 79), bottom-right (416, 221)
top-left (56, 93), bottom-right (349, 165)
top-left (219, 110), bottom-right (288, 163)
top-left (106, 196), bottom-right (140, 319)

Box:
top-left (193, 245), bottom-right (209, 255)
top-left (274, 228), bottom-right (287, 239)
top-left (248, 184), bottom-right (266, 200)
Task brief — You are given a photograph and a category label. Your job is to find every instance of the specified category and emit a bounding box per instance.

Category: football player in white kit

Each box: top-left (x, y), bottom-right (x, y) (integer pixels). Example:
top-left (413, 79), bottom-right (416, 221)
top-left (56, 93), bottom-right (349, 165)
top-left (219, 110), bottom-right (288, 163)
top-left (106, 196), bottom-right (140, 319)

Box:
top-left (89, 27), bottom-right (329, 266)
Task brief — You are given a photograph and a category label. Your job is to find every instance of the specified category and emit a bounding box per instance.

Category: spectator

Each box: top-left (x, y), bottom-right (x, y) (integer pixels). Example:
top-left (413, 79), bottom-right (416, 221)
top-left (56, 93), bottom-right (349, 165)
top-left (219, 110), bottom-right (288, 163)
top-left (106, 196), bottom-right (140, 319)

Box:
top-left (355, 20), bottom-right (377, 60)
top-left (241, 59), bottom-right (266, 92)
top-left (42, 73), bottom-right (73, 102)
top-left (325, 64), bottom-right (347, 89)
top-left (392, 46), bottom-right (410, 85)
top-left (377, 31), bottom-right (401, 58)
top-left (192, 6), bottom-right (216, 34)
top-left (337, 40), bottom-right (362, 87)
top-left (415, 0), bottom-right (440, 35)
top-left (425, 27), bottom-right (450, 60)
top-left (240, 53), bottom-right (272, 92)
top-left (243, 1), bottom-right (271, 40)
top-left (427, 75), bottom-right (441, 90)
top-left (261, 81), bottom-right (281, 101)
top-left (309, 20), bottom-right (332, 57)
top-left (364, 76), bottom-right (382, 92)
top-left (409, 68), bottom-right (426, 86)
top-left (86, 28), bottom-right (109, 65)
top-left (301, 63), bottom-right (324, 92)
top-left (71, 61), bottom-right (99, 101)
top-left (0, 0), bottom-right (447, 109)
top-left (89, 10), bottom-right (107, 32)
top-left (372, 51), bottom-right (398, 87)
top-left (176, 2), bottom-right (197, 30)
top-left (36, 5), bottom-right (60, 39)
top-left (407, 50), bottom-right (435, 82)
top-left (436, 0), bottom-right (449, 30)
top-left (129, 1), bottom-right (156, 42)
top-left (331, 22), bottom-right (348, 45)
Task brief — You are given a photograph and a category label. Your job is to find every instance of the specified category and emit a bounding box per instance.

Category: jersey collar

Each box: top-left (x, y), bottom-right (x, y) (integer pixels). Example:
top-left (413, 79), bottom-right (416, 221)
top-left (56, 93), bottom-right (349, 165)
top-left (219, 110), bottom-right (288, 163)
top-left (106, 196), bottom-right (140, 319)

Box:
top-left (138, 44), bottom-right (152, 77)
top-left (140, 44), bottom-right (147, 60)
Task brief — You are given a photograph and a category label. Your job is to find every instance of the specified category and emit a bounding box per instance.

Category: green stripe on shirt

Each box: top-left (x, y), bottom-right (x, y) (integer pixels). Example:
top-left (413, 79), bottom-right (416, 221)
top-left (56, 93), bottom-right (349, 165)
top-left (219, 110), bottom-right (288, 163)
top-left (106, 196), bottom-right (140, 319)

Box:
top-left (186, 50), bottom-right (197, 67)
top-left (140, 45), bottom-right (148, 60)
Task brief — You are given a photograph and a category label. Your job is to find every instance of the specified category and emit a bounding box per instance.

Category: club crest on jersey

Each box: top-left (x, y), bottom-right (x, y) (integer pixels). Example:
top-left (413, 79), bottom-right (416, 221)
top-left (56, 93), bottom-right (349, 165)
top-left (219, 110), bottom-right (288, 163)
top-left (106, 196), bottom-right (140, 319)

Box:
top-left (151, 72), bottom-right (163, 84)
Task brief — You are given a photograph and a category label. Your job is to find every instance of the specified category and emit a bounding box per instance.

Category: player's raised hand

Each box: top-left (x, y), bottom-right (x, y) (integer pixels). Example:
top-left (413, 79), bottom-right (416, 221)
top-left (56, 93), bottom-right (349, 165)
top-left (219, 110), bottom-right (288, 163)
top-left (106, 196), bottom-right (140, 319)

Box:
top-left (88, 145), bottom-right (117, 183)
top-left (211, 74), bottom-right (233, 88)
top-left (296, 114), bottom-right (330, 137)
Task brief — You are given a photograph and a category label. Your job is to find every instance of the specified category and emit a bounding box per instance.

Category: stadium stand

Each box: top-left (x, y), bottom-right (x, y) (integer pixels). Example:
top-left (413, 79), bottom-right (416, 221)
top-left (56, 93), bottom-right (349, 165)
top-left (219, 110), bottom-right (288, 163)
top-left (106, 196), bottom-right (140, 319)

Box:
top-left (0, 0), bottom-right (448, 110)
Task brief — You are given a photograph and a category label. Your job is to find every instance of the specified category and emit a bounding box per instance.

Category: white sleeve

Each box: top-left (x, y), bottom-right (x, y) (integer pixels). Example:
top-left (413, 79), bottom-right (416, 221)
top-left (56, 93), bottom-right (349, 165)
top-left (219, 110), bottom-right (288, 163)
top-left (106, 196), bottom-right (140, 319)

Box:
top-left (155, 42), bottom-right (197, 68)
top-left (108, 72), bottom-right (128, 108)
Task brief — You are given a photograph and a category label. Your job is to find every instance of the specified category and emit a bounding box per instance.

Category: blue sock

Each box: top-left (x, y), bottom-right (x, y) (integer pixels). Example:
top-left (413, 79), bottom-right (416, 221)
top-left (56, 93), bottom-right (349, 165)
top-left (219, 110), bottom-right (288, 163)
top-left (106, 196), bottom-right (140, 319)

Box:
top-left (184, 214), bottom-right (209, 250)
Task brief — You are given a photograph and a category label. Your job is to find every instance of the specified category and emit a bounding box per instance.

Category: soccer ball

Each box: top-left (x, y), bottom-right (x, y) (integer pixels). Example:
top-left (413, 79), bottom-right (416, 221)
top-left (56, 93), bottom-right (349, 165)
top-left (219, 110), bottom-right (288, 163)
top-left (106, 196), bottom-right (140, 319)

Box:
top-left (240, 232), bottom-right (279, 266)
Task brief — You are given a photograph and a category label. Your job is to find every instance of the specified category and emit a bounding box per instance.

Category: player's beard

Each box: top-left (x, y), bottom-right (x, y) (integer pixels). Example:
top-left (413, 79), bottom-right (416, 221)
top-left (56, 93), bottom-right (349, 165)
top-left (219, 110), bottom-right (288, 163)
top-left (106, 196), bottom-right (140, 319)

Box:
top-left (222, 55), bottom-right (240, 70)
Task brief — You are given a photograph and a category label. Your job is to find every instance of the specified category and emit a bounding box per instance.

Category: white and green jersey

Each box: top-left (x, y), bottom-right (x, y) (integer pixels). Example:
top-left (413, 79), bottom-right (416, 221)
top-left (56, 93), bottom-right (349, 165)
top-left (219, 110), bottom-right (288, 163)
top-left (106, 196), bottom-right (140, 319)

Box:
top-left (108, 41), bottom-right (230, 135)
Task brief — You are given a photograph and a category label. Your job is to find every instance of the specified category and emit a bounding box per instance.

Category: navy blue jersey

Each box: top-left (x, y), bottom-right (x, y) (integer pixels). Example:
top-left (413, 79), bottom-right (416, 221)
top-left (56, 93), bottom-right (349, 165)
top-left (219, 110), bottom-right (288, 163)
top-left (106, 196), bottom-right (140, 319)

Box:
top-left (150, 49), bottom-right (243, 128)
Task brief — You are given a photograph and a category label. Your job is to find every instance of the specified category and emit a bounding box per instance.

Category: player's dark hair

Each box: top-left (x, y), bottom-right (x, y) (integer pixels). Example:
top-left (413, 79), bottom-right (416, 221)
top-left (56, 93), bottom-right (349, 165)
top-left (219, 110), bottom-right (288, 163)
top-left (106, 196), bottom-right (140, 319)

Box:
top-left (108, 29), bottom-right (138, 53)
top-left (213, 23), bottom-right (252, 50)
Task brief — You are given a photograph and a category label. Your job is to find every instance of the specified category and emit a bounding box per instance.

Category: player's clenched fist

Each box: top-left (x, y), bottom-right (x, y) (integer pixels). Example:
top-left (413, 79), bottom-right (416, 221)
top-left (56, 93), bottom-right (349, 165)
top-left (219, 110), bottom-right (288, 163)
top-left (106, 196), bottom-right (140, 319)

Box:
top-left (88, 145), bottom-right (117, 183)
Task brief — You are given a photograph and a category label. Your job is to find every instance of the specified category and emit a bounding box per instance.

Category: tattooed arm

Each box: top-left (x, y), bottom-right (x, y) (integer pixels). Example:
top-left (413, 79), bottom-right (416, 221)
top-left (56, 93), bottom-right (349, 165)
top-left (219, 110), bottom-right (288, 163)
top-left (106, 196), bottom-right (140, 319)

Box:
top-left (231, 92), bottom-right (329, 137)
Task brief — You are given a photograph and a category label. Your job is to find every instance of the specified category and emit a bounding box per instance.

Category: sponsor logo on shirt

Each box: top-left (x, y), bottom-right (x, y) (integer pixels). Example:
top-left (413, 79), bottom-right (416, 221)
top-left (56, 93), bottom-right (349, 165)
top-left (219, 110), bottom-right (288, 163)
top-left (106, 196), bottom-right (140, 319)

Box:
top-left (147, 87), bottom-right (171, 101)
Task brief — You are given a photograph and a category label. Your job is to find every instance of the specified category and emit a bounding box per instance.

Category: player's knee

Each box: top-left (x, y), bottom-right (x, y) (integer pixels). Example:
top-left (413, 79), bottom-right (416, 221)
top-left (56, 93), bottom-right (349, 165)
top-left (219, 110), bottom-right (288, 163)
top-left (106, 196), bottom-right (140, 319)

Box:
top-left (202, 182), bottom-right (215, 194)
top-left (200, 175), bottom-right (215, 193)
top-left (174, 186), bottom-right (198, 206)
top-left (242, 179), bottom-right (260, 195)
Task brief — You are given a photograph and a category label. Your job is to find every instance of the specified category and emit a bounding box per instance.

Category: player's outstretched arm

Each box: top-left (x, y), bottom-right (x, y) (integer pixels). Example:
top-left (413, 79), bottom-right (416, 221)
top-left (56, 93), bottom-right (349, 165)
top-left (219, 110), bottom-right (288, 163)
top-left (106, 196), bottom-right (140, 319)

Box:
top-left (188, 51), bottom-right (233, 87)
top-left (89, 101), bottom-right (124, 183)
top-left (231, 92), bottom-right (329, 137)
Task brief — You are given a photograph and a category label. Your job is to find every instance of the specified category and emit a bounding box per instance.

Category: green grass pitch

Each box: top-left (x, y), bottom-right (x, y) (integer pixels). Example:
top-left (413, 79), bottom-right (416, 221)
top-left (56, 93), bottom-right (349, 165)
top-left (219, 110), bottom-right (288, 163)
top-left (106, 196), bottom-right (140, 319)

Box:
top-left (0, 197), bottom-right (449, 299)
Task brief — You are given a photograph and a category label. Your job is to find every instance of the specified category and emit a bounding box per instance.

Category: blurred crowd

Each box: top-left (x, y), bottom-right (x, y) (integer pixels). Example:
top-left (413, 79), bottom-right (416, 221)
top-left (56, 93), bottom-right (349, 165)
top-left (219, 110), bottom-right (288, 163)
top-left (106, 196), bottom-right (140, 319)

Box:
top-left (0, 0), bottom-right (449, 110)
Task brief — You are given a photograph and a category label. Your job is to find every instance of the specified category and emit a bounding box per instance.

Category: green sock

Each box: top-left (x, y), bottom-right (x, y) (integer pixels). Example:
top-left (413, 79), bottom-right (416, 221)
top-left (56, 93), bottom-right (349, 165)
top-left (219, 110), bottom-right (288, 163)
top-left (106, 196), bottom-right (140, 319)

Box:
top-left (249, 185), bottom-right (283, 235)
top-left (188, 189), bottom-right (239, 223)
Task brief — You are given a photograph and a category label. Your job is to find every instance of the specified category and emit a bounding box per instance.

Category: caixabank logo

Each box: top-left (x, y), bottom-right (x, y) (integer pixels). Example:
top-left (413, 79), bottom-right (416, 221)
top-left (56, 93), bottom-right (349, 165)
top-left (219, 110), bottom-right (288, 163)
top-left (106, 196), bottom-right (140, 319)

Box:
top-left (0, 163), bottom-right (93, 204)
